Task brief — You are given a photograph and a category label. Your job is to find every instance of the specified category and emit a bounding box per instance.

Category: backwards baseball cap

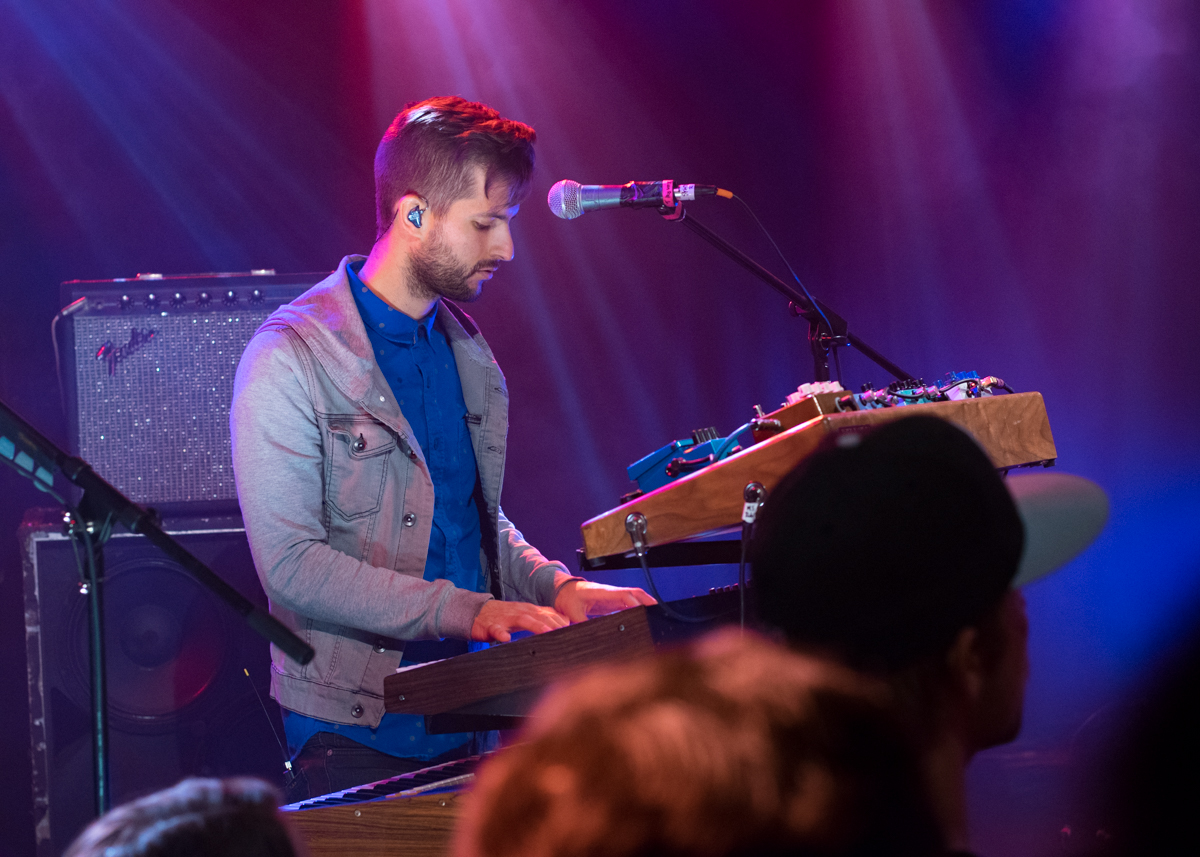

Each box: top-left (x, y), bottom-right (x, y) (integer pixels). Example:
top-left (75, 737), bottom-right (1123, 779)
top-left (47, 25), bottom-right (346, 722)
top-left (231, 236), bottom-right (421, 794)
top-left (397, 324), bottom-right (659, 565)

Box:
top-left (752, 415), bottom-right (1107, 672)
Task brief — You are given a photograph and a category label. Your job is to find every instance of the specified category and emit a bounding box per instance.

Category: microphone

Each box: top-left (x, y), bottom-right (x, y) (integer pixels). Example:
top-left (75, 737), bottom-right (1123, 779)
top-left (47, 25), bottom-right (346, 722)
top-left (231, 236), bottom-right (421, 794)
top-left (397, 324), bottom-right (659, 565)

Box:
top-left (547, 179), bottom-right (731, 220)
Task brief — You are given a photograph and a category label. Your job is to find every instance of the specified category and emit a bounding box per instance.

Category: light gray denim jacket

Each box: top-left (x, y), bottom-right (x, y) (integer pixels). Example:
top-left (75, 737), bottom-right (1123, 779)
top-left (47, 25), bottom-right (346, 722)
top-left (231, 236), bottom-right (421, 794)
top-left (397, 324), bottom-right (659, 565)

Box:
top-left (230, 256), bottom-right (573, 727)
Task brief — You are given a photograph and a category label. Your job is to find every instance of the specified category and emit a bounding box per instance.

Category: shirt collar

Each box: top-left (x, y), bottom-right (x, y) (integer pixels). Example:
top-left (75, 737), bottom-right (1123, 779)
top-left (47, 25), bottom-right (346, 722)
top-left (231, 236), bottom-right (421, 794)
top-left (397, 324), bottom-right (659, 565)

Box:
top-left (348, 260), bottom-right (437, 345)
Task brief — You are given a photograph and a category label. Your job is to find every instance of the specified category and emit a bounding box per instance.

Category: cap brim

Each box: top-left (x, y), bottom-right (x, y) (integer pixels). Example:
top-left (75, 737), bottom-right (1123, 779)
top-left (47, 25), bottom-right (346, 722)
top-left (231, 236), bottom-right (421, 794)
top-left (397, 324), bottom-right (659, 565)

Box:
top-left (1008, 471), bottom-right (1109, 587)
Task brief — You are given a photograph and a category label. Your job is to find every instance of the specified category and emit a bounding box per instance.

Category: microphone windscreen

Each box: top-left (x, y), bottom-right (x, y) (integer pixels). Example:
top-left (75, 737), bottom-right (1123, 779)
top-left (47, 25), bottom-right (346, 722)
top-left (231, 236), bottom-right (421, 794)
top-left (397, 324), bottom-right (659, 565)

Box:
top-left (547, 180), bottom-right (584, 220)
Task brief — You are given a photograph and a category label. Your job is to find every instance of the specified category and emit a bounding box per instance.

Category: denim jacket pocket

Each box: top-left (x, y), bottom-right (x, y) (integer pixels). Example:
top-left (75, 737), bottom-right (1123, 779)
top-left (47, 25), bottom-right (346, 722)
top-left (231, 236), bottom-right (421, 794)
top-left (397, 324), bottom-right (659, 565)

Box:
top-left (325, 419), bottom-right (393, 520)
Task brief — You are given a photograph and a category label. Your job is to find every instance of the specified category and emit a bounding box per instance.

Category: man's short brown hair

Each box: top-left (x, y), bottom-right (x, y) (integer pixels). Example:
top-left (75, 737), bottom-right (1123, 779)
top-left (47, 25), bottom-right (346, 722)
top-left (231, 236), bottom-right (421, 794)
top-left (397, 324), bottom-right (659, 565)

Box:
top-left (374, 96), bottom-right (537, 237)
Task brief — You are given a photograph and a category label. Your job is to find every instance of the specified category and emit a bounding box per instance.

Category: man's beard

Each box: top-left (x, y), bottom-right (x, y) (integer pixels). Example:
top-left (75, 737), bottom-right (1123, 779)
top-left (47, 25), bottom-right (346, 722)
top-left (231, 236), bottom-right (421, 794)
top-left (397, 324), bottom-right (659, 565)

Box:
top-left (408, 228), bottom-right (500, 304)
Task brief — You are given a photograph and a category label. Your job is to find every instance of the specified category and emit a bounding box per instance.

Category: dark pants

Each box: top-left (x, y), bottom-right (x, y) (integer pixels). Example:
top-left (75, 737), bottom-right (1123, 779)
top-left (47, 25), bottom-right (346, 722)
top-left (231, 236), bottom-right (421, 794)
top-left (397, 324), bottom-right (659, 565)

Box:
top-left (284, 732), bottom-right (473, 805)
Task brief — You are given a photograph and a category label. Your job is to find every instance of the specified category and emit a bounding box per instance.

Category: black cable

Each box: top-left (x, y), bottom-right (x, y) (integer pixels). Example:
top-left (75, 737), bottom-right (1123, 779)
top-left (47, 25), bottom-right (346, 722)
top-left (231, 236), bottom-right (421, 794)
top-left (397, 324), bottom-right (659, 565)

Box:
top-left (729, 193), bottom-right (836, 340)
top-left (738, 483), bottom-right (765, 631)
top-left (68, 522), bottom-right (86, 585)
top-left (738, 525), bottom-right (749, 631)
top-left (634, 550), bottom-right (711, 624)
top-left (51, 313), bottom-right (68, 421)
top-left (625, 513), bottom-right (712, 624)
top-left (243, 668), bottom-right (294, 780)
top-left (51, 297), bottom-right (89, 422)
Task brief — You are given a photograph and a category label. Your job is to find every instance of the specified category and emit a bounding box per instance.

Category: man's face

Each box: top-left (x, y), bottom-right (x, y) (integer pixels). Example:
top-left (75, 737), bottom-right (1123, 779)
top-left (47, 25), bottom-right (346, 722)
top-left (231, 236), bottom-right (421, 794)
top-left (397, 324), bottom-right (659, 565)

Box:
top-left (408, 166), bottom-right (519, 304)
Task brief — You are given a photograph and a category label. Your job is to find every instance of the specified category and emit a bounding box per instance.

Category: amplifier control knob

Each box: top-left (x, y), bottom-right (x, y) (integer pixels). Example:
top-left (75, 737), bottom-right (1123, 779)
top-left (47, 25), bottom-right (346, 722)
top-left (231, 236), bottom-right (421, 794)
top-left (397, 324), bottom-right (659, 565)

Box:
top-left (170, 292), bottom-right (186, 307)
top-left (144, 293), bottom-right (159, 309)
top-left (223, 290), bottom-right (238, 305)
top-left (197, 291), bottom-right (212, 306)
top-left (249, 289), bottom-right (264, 304)
top-left (119, 295), bottom-right (132, 311)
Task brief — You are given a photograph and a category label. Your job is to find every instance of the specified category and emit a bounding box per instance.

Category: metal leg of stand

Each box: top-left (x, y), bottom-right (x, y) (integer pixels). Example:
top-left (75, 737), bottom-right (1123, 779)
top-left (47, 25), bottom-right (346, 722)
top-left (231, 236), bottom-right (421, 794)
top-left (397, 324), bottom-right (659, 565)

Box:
top-left (809, 320), bottom-right (832, 382)
top-left (81, 533), bottom-right (111, 816)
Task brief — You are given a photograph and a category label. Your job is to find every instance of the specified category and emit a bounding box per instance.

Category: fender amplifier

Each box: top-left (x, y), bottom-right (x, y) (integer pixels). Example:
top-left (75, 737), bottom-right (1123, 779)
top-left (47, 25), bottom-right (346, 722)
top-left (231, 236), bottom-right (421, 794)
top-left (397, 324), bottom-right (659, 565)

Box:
top-left (59, 271), bottom-right (325, 513)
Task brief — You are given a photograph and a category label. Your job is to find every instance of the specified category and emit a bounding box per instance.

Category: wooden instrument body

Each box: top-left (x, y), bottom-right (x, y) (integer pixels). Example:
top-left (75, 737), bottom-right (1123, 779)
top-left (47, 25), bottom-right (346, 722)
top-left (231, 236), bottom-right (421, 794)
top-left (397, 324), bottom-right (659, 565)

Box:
top-left (287, 792), bottom-right (464, 857)
top-left (581, 392), bottom-right (1056, 561)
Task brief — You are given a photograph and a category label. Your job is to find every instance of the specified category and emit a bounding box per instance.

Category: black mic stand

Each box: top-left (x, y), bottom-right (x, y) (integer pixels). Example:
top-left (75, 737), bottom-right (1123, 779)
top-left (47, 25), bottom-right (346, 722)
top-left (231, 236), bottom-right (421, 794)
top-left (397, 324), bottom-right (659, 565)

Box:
top-left (0, 397), bottom-right (314, 819)
top-left (660, 202), bottom-right (913, 383)
top-left (65, 499), bottom-right (113, 815)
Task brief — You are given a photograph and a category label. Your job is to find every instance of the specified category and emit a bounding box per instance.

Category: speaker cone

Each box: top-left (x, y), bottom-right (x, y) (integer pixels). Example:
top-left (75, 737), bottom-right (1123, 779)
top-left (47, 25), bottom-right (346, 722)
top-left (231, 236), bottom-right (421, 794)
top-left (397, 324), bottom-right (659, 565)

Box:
top-left (66, 553), bottom-right (230, 731)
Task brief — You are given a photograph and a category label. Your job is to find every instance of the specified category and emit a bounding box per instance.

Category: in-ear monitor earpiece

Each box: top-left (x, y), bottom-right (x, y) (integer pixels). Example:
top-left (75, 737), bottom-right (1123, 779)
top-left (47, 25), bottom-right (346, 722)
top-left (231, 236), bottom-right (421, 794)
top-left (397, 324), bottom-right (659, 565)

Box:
top-left (407, 207), bottom-right (424, 229)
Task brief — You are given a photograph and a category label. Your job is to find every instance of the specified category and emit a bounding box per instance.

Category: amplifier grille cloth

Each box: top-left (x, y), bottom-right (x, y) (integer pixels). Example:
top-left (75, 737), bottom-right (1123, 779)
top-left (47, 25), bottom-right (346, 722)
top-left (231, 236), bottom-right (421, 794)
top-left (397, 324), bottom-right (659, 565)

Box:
top-left (73, 310), bottom-right (276, 505)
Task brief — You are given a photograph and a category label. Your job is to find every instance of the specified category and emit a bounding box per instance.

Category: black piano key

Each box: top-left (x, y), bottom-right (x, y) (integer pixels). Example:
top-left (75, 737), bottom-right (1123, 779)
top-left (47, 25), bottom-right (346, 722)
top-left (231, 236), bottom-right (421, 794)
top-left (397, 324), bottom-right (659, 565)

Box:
top-left (284, 754), bottom-right (485, 810)
top-left (346, 785), bottom-right (404, 800)
top-left (401, 765), bottom-right (463, 785)
top-left (340, 779), bottom-right (414, 801)
top-left (423, 761), bottom-right (474, 779)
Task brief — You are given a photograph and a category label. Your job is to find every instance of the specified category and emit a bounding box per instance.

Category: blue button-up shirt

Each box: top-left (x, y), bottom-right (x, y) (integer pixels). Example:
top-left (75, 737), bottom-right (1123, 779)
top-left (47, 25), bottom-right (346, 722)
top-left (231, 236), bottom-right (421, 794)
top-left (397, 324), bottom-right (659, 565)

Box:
top-left (283, 261), bottom-right (487, 762)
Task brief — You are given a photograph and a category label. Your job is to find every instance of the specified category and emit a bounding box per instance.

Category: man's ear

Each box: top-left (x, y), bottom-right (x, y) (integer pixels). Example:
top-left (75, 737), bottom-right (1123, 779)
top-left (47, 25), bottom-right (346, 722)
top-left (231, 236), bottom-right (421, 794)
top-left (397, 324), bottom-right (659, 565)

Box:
top-left (952, 591), bottom-right (1030, 751)
top-left (945, 626), bottom-right (986, 705)
top-left (392, 193), bottom-right (427, 237)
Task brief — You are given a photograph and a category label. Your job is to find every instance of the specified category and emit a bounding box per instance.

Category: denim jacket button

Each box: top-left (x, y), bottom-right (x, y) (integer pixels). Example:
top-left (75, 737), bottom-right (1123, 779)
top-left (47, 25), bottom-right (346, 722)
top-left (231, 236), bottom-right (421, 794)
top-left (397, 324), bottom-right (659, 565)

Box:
top-left (351, 704), bottom-right (364, 718)
top-left (402, 512), bottom-right (417, 527)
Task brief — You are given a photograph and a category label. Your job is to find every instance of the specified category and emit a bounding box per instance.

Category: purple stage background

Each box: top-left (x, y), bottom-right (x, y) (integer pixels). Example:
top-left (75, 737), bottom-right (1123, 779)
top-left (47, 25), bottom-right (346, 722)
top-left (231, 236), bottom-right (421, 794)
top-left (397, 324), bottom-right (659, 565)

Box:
top-left (2, 2), bottom-right (1198, 854)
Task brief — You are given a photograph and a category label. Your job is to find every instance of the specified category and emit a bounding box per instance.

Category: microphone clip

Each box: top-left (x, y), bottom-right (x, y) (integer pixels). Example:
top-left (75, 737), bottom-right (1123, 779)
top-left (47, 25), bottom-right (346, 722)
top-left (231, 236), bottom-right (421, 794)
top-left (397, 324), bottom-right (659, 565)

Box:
top-left (661, 200), bottom-right (687, 222)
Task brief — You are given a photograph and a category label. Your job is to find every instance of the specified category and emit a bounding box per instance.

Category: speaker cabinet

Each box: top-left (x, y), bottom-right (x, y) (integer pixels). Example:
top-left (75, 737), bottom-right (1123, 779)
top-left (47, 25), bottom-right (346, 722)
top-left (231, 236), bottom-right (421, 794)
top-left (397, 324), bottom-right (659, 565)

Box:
top-left (21, 509), bottom-right (287, 857)
top-left (60, 272), bottom-right (323, 513)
